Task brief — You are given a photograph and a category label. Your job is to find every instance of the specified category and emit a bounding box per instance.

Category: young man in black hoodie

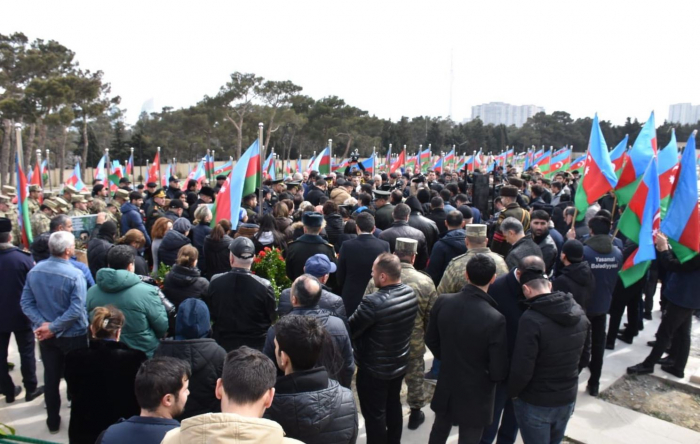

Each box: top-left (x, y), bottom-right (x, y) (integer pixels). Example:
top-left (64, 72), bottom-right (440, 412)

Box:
top-left (509, 267), bottom-right (591, 444)
top-left (552, 240), bottom-right (596, 311)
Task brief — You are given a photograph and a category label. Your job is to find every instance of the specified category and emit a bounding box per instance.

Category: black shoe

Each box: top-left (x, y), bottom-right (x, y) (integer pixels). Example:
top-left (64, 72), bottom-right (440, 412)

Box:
top-left (647, 340), bottom-right (656, 347)
top-left (424, 371), bottom-right (437, 385)
top-left (408, 409), bottom-right (425, 430)
top-left (26, 386), bottom-right (44, 402)
top-left (47, 419), bottom-right (60, 434)
top-left (627, 363), bottom-right (654, 375)
top-left (657, 356), bottom-right (675, 366)
top-left (644, 312), bottom-right (653, 320)
top-left (661, 365), bottom-right (684, 379)
top-left (617, 334), bottom-right (634, 345)
top-left (5, 385), bottom-right (21, 403)
top-left (587, 384), bottom-right (600, 397)
top-left (619, 328), bottom-right (638, 337)
top-left (605, 342), bottom-right (615, 350)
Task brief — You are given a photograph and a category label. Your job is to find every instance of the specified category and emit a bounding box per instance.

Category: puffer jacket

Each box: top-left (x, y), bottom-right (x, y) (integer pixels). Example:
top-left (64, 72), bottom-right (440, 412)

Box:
top-left (505, 235), bottom-right (543, 270)
top-left (154, 299), bottom-right (226, 420)
top-left (265, 368), bottom-right (358, 444)
top-left (158, 230), bottom-right (192, 267)
top-left (405, 196), bottom-right (439, 253)
top-left (508, 291), bottom-right (591, 407)
top-left (379, 221), bottom-right (429, 270)
top-left (426, 229), bottom-right (466, 285)
top-left (87, 234), bottom-right (114, 279)
top-left (202, 234), bottom-right (233, 280)
top-left (324, 213), bottom-right (344, 249)
top-left (349, 283), bottom-right (418, 379)
top-left (330, 187), bottom-right (351, 205)
top-left (275, 216), bottom-right (292, 233)
top-left (120, 202), bottom-right (151, 244)
top-left (531, 230), bottom-right (558, 274)
top-left (552, 261), bottom-right (596, 310)
top-left (162, 265), bottom-right (209, 308)
top-left (86, 269), bottom-right (169, 357)
top-left (161, 413), bottom-right (303, 444)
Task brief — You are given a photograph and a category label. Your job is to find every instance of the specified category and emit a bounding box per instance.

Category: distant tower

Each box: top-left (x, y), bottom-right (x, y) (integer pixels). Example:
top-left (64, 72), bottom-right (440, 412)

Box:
top-left (449, 49), bottom-right (454, 120)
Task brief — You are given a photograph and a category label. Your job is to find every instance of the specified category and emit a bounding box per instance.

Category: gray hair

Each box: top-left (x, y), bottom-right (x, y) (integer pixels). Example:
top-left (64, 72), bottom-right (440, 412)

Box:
top-left (293, 173), bottom-right (303, 181)
top-left (49, 231), bottom-right (75, 256)
top-left (194, 205), bottom-right (212, 223)
top-left (230, 252), bottom-right (253, 269)
top-left (501, 217), bottom-right (524, 235)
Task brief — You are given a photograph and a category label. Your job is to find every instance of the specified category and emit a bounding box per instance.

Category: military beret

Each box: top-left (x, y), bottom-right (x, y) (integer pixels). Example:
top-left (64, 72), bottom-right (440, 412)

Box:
top-left (465, 224), bottom-right (487, 237)
top-left (395, 237), bottom-right (418, 254)
top-left (302, 211), bottom-right (323, 228)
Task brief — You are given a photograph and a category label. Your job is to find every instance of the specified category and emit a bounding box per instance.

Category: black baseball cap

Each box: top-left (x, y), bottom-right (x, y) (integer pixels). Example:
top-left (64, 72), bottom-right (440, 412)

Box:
top-left (229, 236), bottom-right (255, 259)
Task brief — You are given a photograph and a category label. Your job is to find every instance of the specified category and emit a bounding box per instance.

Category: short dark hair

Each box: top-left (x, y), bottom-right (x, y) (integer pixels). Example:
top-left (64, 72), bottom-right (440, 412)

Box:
top-left (531, 185), bottom-right (544, 198)
top-left (439, 189), bottom-right (452, 203)
top-left (446, 210), bottom-right (463, 228)
top-left (595, 209), bottom-right (612, 221)
top-left (466, 253), bottom-right (496, 286)
top-left (315, 179), bottom-right (326, 187)
top-left (531, 209), bottom-right (550, 222)
top-left (552, 181), bottom-right (562, 192)
top-left (454, 194), bottom-right (469, 205)
top-left (517, 255), bottom-right (546, 272)
top-left (358, 193), bottom-right (371, 207)
top-left (356, 212), bottom-right (375, 233)
top-left (135, 357), bottom-right (191, 411)
top-left (390, 190), bottom-right (403, 205)
top-left (430, 196), bottom-right (444, 209)
top-left (292, 275), bottom-right (322, 307)
top-left (221, 346), bottom-right (277, 404)
top-left (375, 252), bottom-right (401, 281)
top-left (50, 214), bottom-right (70, 233)
top-left (275, 315), bottom-right (325, 371)
top-left (129, 191), bottom-right (143, 202)
top-left (322, 200), bottom-right (338, 216)
top-left (588, 216), bottom-right (611, 235)
top-left (107, 245), bottom-right (136, 270)
top-left (392, 203), bottom-right (410, 221)
top-left (0, 232), bottom-right (10, 243)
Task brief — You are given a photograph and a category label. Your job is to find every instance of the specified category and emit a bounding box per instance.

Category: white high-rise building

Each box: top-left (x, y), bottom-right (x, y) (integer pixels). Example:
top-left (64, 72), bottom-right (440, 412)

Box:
top-left (668, 103), bottom-right (700, 125)
top-left (469, 102), bottom-right (545, 127)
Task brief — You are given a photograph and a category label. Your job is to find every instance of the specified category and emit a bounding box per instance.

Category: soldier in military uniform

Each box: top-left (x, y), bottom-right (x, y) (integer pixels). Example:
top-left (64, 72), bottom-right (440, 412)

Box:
top-left (490, 185), bottom-right (530, 258)
top-left (437, 224), bottom-right (509, 295)
top-left (91, 184), bottom-right (109, 214)
top-left (67, 195), bottom-right (89, 218)
top-left (81, 193), bottom-right (94, 213)
top-left (270, 179), bottom-right (285, 206)
top-left (27, 185), bottom-right (42, 214)
top-left (30, 201), bottom-right (56, 238)
top-left (373, 189), bottom-right (395, 231)
top-left (364, 237), bottom-right (438, 430)
top-left (145, 188), bottom-right (166, 235)
top-left (62, 184), bottom-right (77, 203)
top-left (0, 194), bottom-right (20, 246)
top-left (53, 197), bottom-right (70, 215)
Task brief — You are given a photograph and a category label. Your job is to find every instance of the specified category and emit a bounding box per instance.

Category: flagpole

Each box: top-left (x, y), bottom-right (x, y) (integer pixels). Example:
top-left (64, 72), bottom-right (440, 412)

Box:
top-left (156, 147), bottom-right (161, 185)
top-left (36, 150), bottom-right (42, 189)
top-left (328, 139), bottom-right (333, 173)
top-left (105, 148), bottom-right (111, 198)
top-left (130, 147), bottom-right (134, 183)
top-left (258, 122), bottom-right (264, 218)
top-left (452, 144), bottom-right (456, 173)
top-left (428, 144), bottom-right (432, 172)
top-left (45, 149), bottom-right (52, 192)
top-left (402, 145), bottom-right (406, 173)
top-left (211, 150), bottom-right (216, 182)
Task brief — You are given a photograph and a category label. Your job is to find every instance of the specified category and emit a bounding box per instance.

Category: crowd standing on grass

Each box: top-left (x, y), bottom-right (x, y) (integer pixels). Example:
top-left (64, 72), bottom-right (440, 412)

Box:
top-left (0, 156), bottom-right (698, 444)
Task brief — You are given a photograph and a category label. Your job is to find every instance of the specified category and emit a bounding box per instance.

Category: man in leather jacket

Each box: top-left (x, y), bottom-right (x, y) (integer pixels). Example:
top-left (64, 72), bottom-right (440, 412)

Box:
top-left (379, 203), bottom-right (429, 270)
top-left (349, 253), bottom-right (417, 444)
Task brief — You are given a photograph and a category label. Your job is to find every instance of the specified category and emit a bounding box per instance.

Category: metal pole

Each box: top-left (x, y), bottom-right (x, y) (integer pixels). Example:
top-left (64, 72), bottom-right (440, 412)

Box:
top-left (46, 149), bottom-right (52, 192)
top-left (14, 123), bottom-right (23, 172)
top-left (36, 150), bottom-right (42, 189)
top-left (328, 139), bottom-right (333, 174)
top-left (156, 147), bottom-right (161, 186)
top-left (105, 148), bottom-right (111, 198)
top-left (212, 150), bottom-right (216, 182)
top-left (258, 122), bottom-right (264, 218)
top-left (418, 144), bottom-right (422, 173)
top-left (130, 147), bottom-right (134, 183)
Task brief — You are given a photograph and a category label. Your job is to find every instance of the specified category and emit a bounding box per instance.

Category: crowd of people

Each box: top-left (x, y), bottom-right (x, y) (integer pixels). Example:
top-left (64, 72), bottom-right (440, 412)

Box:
top-left (0, 157), bottom-right (698, 444)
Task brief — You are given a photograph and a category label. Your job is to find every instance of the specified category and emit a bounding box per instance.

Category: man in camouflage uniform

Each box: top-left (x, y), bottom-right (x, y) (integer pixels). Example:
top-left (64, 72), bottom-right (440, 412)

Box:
top-left (91, 184), bottom-right (109, 214)
top-left (27, 185), bottom-right (42, 214)
top-left (0, 194), bottom-right (20, 246)
top-left (437, 224), bottom-right (509, 295)
top-left (81, 193), bottom-right (94, 213)
top-left (62, 184), bottom-right (77, 203)
top-left (490, 185), bottom-right (531, 258)
top-left (365, 237), bottom-right (437, 430)
top-left (30, 200), bottom-right (56, 238)
top-left (67, 195), bottom-right (89, 217)
top-left (53, 197), bottom-right (70, 215)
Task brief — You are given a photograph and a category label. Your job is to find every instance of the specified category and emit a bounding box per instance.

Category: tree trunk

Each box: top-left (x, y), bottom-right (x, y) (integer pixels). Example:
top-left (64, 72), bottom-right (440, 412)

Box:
top-left (340, 135), bottom-right (354, 160)
top-left (81, 116), bottom-right (88, 178)
top-left (9, 125), bottom-right (17, 186)
top-left (0, 120), bottom-right (12, 186)
top-left (236, 122), bottom-right (243, 160)
top-left (26, 123), bottom-right (36, 170)
top-left (265, 108), bottom-right (278, 150)
top-left (60, 126), bottom-right (68, 184)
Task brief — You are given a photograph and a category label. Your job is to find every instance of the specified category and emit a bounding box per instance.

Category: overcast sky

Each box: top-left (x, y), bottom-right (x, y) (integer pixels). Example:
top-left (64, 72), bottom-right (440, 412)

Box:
top-left (5, 0), bottom-right (699, 128)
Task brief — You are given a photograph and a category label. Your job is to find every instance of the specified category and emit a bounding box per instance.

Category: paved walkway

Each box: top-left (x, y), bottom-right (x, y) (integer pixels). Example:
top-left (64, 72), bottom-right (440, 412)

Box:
top-left (1, 299), bottom-right (699, 444)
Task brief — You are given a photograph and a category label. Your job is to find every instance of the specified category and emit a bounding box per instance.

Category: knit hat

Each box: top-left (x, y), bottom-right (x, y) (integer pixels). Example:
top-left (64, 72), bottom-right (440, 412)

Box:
top-left (175, 299), bottom-right (211, 340)
top-left (172, 217), bottom-right (192, 234)
top-left (98, 221), bottom-right (118, 239)
top-left (562, 239), bottom-right (584, 263)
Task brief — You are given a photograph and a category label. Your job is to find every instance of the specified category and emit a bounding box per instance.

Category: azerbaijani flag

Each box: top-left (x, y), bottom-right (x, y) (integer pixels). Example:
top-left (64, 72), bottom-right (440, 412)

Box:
top-left (308, 147), bottom-right (330, 175)
top-left (660, 131), bottom-right (700, 263)
top-left (146, 152), bottom-right (160, 185)
top-left (574, 114), bottom-right (618, 221)
top-left (419, 148), bottom-right (431, 172)
top-left (444, 148), bottom-right (455, 165)
top-left (618, 156), bottom-right (660, 287)
top-left (616, 112), bottom-right (657, 205)
top-left (406, 154), bottom-right (417, 171)
top-left (360, 154), bottom-right (376, 173)
top-left (535, 148), bottom-right (551, 173)
top-left (262, 152), bottom-right (274, 178)
top-left (94, 155), bottom-right (107, 181)
top-left (182, 159), bottom-right (205, 190)
top-left (14, 153), bottom-right (32, 248)
top-left (65, 161), bottom-right (88, 192)
top-left (41, 159), bottom-right (48, 184)
top-left (433, 155), bottom-right (443, 173)
top-left (214, 160), bottom-right (233, 176)
top-left (335, 158), bottom-right (350, 172)
top-left (569, 154), bottom-right (586, 172)
top-left (126, 153), bottom-right (134, 177)
top-left (205, 154), bottom-right (215, 179)
top-left (284, 160), bottom-right (292, 176)
top-left (658, 129), bottom-right (679, 219)
top-left (213, 140), bottom-right (260, 230)
top-left (547, 148), bottom-right (571, 178)
top-left (609, 135), bottom-right (629, 177)
top-left (523, 148), bottom-right (533, 170)
top-left (390, 150), bottom-right (405, 174)
top-left (297, 157), bottom-right (302, 173)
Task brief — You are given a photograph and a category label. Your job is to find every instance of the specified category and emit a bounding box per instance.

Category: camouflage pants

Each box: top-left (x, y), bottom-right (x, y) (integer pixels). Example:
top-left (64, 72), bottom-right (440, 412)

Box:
top-left (406, 333), bottom-right (426, 410)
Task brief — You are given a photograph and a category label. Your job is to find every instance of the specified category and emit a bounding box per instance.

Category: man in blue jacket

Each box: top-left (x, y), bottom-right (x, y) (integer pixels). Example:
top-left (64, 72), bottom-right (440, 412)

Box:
top-left (426, 211), bottom-right (466, 285)
top-left (576, 216), bottom-right (622, 396)
top-left (121, 191), bottom-right (151, 246)
top-left (628, 233), bottom-right (700, 379)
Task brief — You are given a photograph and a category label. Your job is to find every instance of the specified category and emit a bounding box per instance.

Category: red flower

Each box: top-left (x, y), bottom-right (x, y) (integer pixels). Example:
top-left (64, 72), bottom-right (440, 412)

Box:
top-left (264, 247), bottom-right (271, 252)
top-left (254, 258), bottom-right (262, 264)
top-left (259, 251), bottom-right (267, 258)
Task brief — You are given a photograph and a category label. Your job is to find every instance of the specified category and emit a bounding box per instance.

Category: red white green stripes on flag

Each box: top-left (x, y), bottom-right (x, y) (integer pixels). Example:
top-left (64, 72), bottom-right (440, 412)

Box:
top-left (609, 135), bottom-right (629, 178)
top-left (618, 157), bottom-right (660, 287)
top-left (574, 114), bottom-right (618, 221)
top-left (211, 140), bottom-right (260, 230)
top-left (657, 129), bottom-right (679, 219)
top-left (14, 153), bottom-right (32, 248)
top-left (308, 147), bottom-right (330, 175)
top-left (616, 112), bottom-right (657, 205)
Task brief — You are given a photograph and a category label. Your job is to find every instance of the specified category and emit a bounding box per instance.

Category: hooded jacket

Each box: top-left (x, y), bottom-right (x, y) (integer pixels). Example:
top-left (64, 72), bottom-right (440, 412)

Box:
top-left (324, 213), bottom-right (344, 251)
top-left (203, 234), bottom-right (233, 280)
top-left (425, 229), bottom-right (466, 285)
top-left (87, 232), bottom-right (116, 279)
top-left (552, 261), bottom-right (596, 311)
top-left (265, 368), bottom-right (358, 444)
top-left (405, 196), bottom-right (439, 254)
top-left (87, 269), bottom-right (169, 357)
top-left (162, 265), bottom-right (209, 308)
top-left (583, 234), bottom-right (622, 316)
top-left (162, 413), bottom-right (303, 444)
top-left (158, 229), bottom-right (192, 267)
top-left (155, 299), bottom-right (226, 420)
top-left (508, 291), bottom-right (591, 407)
top-left (120, 202), bottom-right (151, 245)
top-left (330, 187), bottom-right (351, 206)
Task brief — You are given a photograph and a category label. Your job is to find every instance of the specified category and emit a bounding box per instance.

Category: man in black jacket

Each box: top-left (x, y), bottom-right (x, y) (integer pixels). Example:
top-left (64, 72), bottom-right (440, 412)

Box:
top-left (285, 212), bottom-right (337, 283)
top-left (306, 179), bottom-right (328, 207)
top-left (266, 314), bottom-right (358, 444)
top-left (508, 267), bottom-right (591, 444)
top-left (379, 203), bottom-right (429, 270)
top-left (337, 213), bottom-right (391, 315)
top-left (264, 274), bottom-right (354, 388)
top-left (207, 237), bottom-right (276, 352)
top-left (502, 217), bottom-right (543, 271)
top-left (405, 196), bottom-right (439, 255)
top-left (426, 254), bottom-right (508, 444)
top-left (349, 253), bottom-right (417, 444)
top-left (552, 240), bottom-right (596, 311)
top-left (426, 197), bottom-right (448, 236)
top-left (528, 210), bottom-right (558, 275)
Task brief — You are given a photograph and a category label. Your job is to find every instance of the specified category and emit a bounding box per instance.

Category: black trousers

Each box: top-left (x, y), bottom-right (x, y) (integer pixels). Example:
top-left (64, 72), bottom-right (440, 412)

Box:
top-left (429, 412), bottom-right (483, 444)
top-left (643, 266), bottom-right (659, 315)
top-left (607, 279), bottom-right (644, 344)
top-left (587, 314), bottom-right (607, 386)
top-left (356, 367), bottom-right (404, 444)
top-left (643, 301), bottom-right (694, 372)
top-left (39, 334), bottom-right (88, 428)
top-left (0, 330), bottom-right (37, 396)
